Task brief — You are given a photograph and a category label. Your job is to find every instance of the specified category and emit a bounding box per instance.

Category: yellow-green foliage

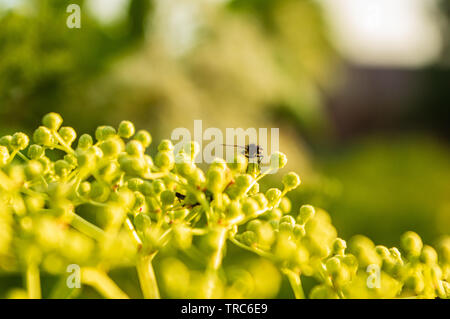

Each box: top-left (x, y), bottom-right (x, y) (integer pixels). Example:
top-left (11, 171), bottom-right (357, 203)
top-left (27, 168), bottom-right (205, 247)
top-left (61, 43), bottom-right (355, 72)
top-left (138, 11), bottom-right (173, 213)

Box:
top-left (0, 113), bottom-right (449, 299)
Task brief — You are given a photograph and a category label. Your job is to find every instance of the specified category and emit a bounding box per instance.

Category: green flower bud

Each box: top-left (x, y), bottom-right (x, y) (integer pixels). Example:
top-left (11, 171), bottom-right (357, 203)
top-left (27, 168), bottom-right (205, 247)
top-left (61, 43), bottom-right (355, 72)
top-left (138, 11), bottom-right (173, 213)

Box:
top-left (210, 158), bottom-right (227, 171)
top-left (152, 180), bottom-right (166, 195)
top-left (326, 256), bottom-right (341, 275)
top-left (37, 156), bottom-right (51, 173)
top-left (183, 141), bottom-right (199, 161)
top-left (126, 140), bottom-right (144, 157)
top-left (95, 125), bottom-right (116, 141)
top-left (27, 144), bottom-right (44, 159)
top-left (251, 193), bottom-right (268, 209)
top-left (401, 231), bottom-right (423, 258)
top-left (206, 168), bottom-right (225, 193)
top-left (226, 201), bottom-right (242, 219)
top-left (265, 188), bottom-right (282, 206)
top-left (279, 197), bottom-right (291, 213)
top-left (99, 138), bottom-right (122, 158)
top-left (119, 155), bottom-right (147, 176)
top-left (420, 245), bottom-right (438, 265)
top-left (155, 151), bottom-right (174, 171)
top-left (293, 224), bottom-right (306, 238)
top-left (58, 127), bottom-right (77, 145)
top-left (187, 168), bottom-right (206, 187)
top-left (309, 284), bottom-right (339, 299)
top-left (118, 120), bottom-right (135, 138)
top-left (228, 154), bottom-right (247, 173)
top-left (405, 272), bottom-right (425, 294)
top-left (11, 132), bottom-right (29, 150)
top-left (241, 198), bottom-right (259, 216)
top-left (375, 245), bottom-right (390, 259)
top-left (261, 208), bottom-right (283, 221)
top-left (139, 181), bottom-right (153, 196)
top-left (161, 190), bottom-right (175, 206)
top-left (235, 174), bottom-right (253, 191)
top-left (25, 160), bottom-right (43, 179)
top-left (134, 213), bottom-right (151, 232)
top-left (158, 139), bottom-right (173, 152)
top-left (89, 181), bottom-right (110, 202)
top-left (0, 135), bottom-right (13, 151)
top-left (42, 112), bottom-right (63, 130)
top-left (134, 130), bottom-right (152, 148)
top-left (0, 146), bottom-right (10, 166)
top-left (342, 254), bottom-right (358, 273)
top-left (297, 205), bottom-right (315, 225)
top-left (270, 151), bottom-right (287, 169)
top-left (127, 178), bottom-right (144, 191)
top-left (280, 215), bottom-right (295, 226)
top-left (333, 238), bottom-right (347, 255)
top-left (282, 172), bottom-right (301, 191)
top-left (78, 181), bottom-right (91, 196)
top-left (279, 221), bottom-right (294, 233)
top-left (172, 208), bottom-right (189, 221)
top-left (437, 236), bottom-right (450, 264)
top-left (241, 231), bottom-right (257, 246)
top-left (77, 134), bottom-right (93, 150)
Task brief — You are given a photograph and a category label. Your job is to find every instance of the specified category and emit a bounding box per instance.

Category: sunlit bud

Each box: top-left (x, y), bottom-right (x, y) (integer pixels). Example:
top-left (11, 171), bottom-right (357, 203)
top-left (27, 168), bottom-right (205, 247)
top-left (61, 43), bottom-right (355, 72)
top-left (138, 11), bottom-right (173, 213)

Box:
top-left (118, 120), bottom-right (135, 138)
top-left (58, 127), bottom-right (76, 146)
top-left (293, 224), bottom-right (306, 238)
top-left (375, 245), bottom-right (390, 259)
top-left (241, 198), bottom-right (259, 216)
top-left (279, 197), bottom-right (291, 214)
top-left (333, 238), bottom-right (347, 255)
top-left (0, 135), bottom-right (13, 151)
top-left (134, 213), bottom-right (151, 232)
top-left (155, 151), bottom-right (174, 171)
top-left (420, 245), bottom-right (438, 265)
top-left (262, 208), bottom-right (283, 221)
top-left (342, 254), bottom-right (358, 274)
top-left (265, 188), bottom-right (282, 206)
top-left (270, 152), bottom-right (287, 169)
top-left (206, 168), bottom-right (225, 194)
top-left (282, 172), bottom-right (301, 191)
top-left (25, 144), bottom-right (43, 160)
top-left (0, 146), bottom-right (9, 166)
top-left (183, 141), bottom-right (200, 161)
top-left (401, 231), bottom-right (423, 258)
top-left (89, 181), bottom-right (110, 202)
top-left (187, 168), bottom-right (206, 187)
top-left (234, 174), bottom-right (253, 193)
top-left (228, 154), bottom-right (247, 173)
top-left (100, 138), bottom-right (122, 158)
top-left (310, 285), bottom-right (339, 299)
top-left (126, 140), bottom-right (144, 157)
top-left (251, 193), bottom-right (268, 210)
top-left (280, 215), bottom-right (295, 227)
top-left (25, 196), bottom-right (45, 213)
top-left (152, 179), bottom-right (166, 195)
top-left (11, 132), bottom-right (29, 151)
top-left (42, 112), bottom-right (63, 130)
top-left (226, 201), bottom-right (242, 219)
top-left (96, 126), bottom-right (116, 141)
top-left (54, 160), bottom-right (71, 178)
top-left (241, 231), bottom-right (257, 246)
top-left (297, 205), bottom-right (315, 225)
top-left (161, 190), bottom-right (175, 206)
top-left (77, 134), bottom-right (93, 150)
top-left (127, 178), bottom-right (144, 191)
top-left (78, 181), bottom-right (91, 196)
top-left (326, 256), bottom-right (341, 275)
top-left (158, 139), bottom-right (173, 152)
top-left (25, 160), bottom-right (43, 179)
top-left (210, 158), bottom-right (227, 171)
top-left (405, 272), bottom-right (425, 294)
top-left (437, 236), bottom-right (450, 264)
top-left (119, 155), bottom-right (147, 176)
top-left (134, 130), bottom-right (152, 148)
top-left (279, 221), bottom-right (294, 233)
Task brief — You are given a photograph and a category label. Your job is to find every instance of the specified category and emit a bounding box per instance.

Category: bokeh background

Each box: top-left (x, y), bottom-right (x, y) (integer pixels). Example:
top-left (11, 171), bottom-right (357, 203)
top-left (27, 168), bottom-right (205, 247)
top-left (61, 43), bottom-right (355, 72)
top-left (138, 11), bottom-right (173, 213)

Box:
top-left (0, 0), bottom-right (449, 297)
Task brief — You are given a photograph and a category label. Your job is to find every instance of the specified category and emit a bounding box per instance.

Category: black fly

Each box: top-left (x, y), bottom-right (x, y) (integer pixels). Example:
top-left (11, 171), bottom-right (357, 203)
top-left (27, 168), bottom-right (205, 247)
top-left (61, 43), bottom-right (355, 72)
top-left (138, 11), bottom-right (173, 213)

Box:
top-left (222, 143), bottom-right (264, 165)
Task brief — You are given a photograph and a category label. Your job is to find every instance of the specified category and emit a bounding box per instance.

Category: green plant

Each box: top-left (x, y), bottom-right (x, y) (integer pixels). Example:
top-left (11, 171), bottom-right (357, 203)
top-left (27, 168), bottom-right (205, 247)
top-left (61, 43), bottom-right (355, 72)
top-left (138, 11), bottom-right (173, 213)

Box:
top-left (0, 113), bottom-right (449, 299)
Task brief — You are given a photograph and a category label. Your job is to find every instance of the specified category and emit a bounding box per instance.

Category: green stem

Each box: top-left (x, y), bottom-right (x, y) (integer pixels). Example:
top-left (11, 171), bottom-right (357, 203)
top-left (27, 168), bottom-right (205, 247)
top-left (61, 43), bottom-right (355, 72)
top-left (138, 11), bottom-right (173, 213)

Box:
top-left (69, 213), bottom-right (106, 242)
top-left (282, 268), bottom-right (305, 299)
top-left (136, 253), bottom-right (160, 299)
top-left (26, 263), bottom-right (41, 299)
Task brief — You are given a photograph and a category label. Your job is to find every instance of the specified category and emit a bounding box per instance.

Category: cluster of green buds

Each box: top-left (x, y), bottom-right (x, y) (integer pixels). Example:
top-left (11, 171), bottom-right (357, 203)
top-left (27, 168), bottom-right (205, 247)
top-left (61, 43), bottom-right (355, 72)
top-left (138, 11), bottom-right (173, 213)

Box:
top-left (0, 112), bottom-right (448, 299)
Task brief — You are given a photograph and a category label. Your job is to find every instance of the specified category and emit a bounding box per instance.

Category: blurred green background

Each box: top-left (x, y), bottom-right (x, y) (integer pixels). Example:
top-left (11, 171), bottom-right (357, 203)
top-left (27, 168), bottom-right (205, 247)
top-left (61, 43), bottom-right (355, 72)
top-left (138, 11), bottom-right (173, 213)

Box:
top-left (0, 0), bottom-right (449, 276)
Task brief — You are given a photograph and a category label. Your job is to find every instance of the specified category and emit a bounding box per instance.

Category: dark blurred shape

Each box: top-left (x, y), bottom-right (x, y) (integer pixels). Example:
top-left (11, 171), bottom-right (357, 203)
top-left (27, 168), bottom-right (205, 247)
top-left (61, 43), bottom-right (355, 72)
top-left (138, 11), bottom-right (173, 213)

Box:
top-left (324, 65), bottom-right (450, 141)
